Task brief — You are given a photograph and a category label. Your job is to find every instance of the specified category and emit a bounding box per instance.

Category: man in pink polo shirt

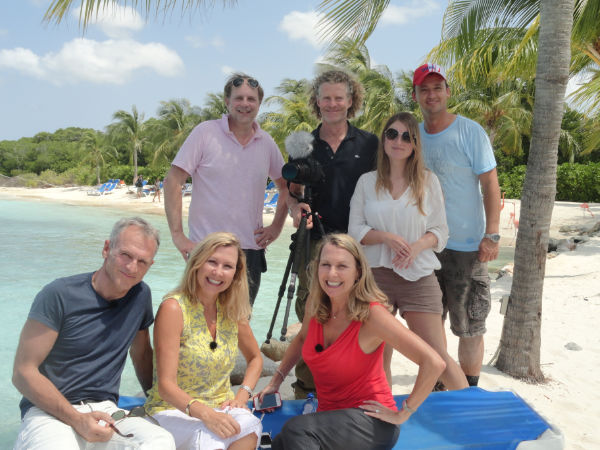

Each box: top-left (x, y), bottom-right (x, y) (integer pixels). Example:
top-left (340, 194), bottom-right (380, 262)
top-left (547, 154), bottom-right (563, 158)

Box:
top-left (163, 73), bottom-right (288, 306)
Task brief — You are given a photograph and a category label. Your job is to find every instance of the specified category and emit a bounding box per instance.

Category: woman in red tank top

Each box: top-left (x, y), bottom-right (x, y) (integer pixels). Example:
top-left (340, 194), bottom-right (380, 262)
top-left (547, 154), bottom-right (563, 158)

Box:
top-left (258, 234), bottom-right (446, 450)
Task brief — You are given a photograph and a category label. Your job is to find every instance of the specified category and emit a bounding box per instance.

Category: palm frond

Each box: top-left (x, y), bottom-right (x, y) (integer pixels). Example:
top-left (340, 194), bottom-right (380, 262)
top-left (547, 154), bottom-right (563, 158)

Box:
top-left (44, 0), bottom-right (237, 29)
top-left (316, 0), bottom-right (390, 46)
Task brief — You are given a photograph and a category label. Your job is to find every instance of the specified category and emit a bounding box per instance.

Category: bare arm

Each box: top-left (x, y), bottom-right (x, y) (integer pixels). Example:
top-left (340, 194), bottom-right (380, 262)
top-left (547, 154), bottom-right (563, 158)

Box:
top-left (254, 177), bottom-right (290, 247)
top-left (286, 182), bottom-right (313, 229)
top-left (12, 319), bottom-right (115, 442)
top-left (478, 168), bottom-right (501, 262)
top-left (360, 306), bottom-right (445, 424)
top-left (271, 177), bottom-right (290, 232)
top-left (258, 313), bottom-right (310, 398)
top-left (221, 320), bottom-right (263, 408)
top-left (129, 328), bottom-right (153, 393)
top-left (163, 165), bottom-right (195, 260)
top-left (154, 299), bottom-right (241, 438)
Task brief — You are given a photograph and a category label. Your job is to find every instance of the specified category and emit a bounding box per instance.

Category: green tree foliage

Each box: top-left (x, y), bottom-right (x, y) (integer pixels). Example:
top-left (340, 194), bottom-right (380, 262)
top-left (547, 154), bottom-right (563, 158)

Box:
top-left (200, 93), bottom-right (228, 122)
top-left (499, 162), bottom-right (600, 202)
top-left (109, 106), bottom-right (146, 180)
top-left (80, 130), bottom-right (117, 184)
top-left (152, 99), bottom-right (203, 167)
top-left (261, 79), bottom-right (318, 153)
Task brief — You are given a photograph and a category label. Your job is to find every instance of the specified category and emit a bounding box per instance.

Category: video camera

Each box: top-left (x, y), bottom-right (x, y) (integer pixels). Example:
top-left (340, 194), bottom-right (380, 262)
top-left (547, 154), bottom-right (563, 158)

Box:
top-left (282, 131), bottom-right (324, 186)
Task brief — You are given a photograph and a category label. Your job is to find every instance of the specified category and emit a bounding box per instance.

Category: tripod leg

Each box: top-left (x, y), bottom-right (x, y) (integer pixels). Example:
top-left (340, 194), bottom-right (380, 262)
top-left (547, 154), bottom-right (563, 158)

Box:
top-left (265, 247), bottom-right (294, 343)
top-left (279, 215), bottom-right (308, 340)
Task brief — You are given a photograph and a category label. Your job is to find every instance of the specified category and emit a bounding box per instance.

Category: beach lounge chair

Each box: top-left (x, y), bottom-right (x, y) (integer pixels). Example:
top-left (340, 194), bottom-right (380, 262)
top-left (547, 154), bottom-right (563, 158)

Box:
top-left (118, 388), bottom-right (562, 449)
top-left (87, 182), bottom-right (108, 196)
top-left (102, 182), bottom-right (117, 195)
top-left (263, 193), bottom-right (279, 213)
top-left (138, 180), bottom-right (152, 196)
top-left (182, 183), bottom-right (192, 196)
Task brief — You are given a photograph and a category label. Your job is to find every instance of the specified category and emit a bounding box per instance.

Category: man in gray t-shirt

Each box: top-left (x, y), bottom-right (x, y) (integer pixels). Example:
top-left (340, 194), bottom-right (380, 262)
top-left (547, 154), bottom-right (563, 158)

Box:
top-left (12, 218), bottom-right (175, 449)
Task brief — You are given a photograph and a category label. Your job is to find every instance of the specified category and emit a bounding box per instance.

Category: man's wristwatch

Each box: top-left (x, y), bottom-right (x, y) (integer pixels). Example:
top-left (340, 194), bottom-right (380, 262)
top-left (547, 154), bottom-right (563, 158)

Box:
top-left (483, 233), bottom-right (501, 243)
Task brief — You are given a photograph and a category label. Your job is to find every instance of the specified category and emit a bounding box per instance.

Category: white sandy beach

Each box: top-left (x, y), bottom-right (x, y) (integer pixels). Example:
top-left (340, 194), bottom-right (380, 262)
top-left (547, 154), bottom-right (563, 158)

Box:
top-left (2, 185), bottom-right (599, 449)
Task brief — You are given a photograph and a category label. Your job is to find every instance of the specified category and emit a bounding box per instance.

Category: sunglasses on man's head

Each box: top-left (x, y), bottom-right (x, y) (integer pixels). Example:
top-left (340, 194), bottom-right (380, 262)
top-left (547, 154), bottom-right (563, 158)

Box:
top-left (384, 128), bottom-right (415, 144)
top-left (232, 77), bottom-right (259, 88)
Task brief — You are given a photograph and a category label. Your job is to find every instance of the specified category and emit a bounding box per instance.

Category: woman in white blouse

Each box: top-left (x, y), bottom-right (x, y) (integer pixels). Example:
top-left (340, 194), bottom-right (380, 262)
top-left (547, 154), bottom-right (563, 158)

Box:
top-left (349, 112), bottom-right (468, 390)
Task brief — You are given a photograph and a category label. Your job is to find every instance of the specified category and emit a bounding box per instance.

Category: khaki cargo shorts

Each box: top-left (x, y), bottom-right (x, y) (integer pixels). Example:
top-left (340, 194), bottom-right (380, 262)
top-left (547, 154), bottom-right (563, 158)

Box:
top-left (435, 249), bottom-right (491, 337)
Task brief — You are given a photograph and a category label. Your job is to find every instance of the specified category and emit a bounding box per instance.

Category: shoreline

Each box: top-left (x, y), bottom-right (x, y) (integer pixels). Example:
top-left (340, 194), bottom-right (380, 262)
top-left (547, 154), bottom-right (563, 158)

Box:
top-left (2, 186), bottom-right (600, 449)
top-left (1, 185), bottom-right (595, 245)
top-left (0, 185), bottom-right (294, 226)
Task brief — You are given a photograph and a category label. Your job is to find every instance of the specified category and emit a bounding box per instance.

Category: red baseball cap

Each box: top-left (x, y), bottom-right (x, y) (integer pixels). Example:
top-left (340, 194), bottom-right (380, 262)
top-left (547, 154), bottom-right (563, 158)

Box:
top-left (413, 63), bottom-right (447, 87)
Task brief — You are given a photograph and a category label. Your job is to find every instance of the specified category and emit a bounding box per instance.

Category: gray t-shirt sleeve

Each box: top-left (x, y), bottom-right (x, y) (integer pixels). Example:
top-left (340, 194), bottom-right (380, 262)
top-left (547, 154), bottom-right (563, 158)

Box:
top-left (28, 280), bottom-right (65, 332)
top-left (140, 286), bottom-right (154, 330)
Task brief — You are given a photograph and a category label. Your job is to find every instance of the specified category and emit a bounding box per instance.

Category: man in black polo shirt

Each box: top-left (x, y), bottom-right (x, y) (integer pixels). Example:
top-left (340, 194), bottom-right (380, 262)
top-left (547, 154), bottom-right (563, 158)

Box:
top-left (286, 70), bottom-right (378, 398)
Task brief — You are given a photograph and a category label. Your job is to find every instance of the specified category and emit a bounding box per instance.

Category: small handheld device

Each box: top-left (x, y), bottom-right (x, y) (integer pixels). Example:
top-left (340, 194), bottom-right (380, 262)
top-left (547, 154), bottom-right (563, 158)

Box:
top-left (259, 432), bottom-right (272, 449)
top-left (253, 392), bottom-right (282, 412)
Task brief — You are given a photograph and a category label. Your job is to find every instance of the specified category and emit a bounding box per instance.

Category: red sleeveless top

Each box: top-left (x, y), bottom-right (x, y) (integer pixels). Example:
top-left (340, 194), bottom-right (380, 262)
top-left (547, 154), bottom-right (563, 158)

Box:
top-left (302, 303), bottom-right (397, 412)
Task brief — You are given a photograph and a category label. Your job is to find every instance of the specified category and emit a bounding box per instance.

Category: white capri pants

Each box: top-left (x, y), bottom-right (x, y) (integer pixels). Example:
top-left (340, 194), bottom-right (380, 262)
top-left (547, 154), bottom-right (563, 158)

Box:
top-left (14, 400), bottom-right (175, 450)
top-left (152, 407), bottom-right (261, 450)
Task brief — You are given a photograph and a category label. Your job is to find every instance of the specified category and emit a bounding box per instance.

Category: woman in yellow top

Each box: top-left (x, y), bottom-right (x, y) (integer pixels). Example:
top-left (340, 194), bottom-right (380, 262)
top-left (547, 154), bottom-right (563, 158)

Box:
top-left (145, 232), bottom-right (263, 449)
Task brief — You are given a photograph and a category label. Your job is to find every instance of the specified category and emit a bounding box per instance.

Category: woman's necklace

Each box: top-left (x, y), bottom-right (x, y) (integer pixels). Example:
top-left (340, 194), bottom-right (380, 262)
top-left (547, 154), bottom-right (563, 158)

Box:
top-left (331, 309), bottom-right (345, 319)
top-left (202, 302), bottom-right (218, 351)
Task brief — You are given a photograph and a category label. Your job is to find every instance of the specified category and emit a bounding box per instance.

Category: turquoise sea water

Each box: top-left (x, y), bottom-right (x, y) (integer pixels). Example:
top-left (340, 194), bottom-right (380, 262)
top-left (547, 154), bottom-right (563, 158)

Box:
top-left (0, 198), bottom-right (296, 446)
top-left (0, 198), bottom-right (513, 446)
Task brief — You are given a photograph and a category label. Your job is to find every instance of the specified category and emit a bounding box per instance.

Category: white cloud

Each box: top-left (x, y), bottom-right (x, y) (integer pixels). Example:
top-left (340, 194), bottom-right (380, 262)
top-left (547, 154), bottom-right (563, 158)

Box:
top-left (279, 11), bottom-right (324, 48)
top-left (185, 35), bottom-right (225, 49)
top-left (185, 35), bottom-right (204, 48)
top-left (0, 38), bottom-right (184, 85)
top-left (211, 37), bottom-right (225, 49)
top-left (381, 0), bottom-right (440, 26)
top-left (74, 3), bottom-right (144, 39)
top-left (221, 65), bottom-right (235, 76)
top-left (0, 47), bottom-right (45, 77)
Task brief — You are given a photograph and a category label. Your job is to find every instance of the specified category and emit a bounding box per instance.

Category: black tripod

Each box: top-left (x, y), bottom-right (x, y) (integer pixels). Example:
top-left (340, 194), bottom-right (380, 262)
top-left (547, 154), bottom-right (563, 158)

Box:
top-left (264, 186), bottom-right (325, 343)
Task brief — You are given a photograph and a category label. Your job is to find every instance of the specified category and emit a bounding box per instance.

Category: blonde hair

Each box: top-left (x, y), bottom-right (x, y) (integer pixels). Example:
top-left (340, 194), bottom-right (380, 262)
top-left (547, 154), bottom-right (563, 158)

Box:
top-left (167, 232), bottom-right (251, 321)
top-left (376, 112), bottom-right (427, 215)
top-left (305, 234), bottom-right (390, 324)
top-left (309, 70), bottom-right (364, 119)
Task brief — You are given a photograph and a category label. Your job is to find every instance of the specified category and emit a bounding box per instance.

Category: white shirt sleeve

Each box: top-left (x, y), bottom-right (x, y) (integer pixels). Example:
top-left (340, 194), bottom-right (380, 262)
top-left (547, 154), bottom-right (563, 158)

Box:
top-left (425, 172), bottom-right (449, 253)
top-left (348, 173), bottom-right (373, 243)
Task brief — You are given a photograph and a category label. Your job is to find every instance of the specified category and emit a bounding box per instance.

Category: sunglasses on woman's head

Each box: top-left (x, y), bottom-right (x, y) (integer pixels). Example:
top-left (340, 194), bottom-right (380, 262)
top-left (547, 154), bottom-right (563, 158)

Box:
top-left (384, 128), bottom-right (415, 144)
top-left (232, 77), bottom-right (259, 88)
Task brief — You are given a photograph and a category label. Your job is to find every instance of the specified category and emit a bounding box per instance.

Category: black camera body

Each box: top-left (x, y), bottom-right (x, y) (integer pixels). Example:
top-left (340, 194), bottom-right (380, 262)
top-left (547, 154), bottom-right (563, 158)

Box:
top-left (282, 156), bottom-right (324, 186)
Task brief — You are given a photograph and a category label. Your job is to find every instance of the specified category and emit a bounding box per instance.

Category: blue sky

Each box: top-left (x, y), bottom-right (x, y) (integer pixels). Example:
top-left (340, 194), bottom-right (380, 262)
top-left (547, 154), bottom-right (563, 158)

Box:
top-left (0, 0), bottom-right (446, 141)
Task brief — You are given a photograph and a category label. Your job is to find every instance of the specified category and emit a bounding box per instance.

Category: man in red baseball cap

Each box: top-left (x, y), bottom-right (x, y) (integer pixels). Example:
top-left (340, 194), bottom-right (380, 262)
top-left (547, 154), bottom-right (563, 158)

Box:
top-left (412, 63), bottom-right (447, 87)
top-left (412, 63), bottom-right (501, 389)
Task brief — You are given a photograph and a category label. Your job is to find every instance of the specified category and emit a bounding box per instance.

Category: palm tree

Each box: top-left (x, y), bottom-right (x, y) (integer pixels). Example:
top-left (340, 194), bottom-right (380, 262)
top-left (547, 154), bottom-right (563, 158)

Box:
top-left (80, 130), bottom-right (117, 184)
top-left (111, 106), bottom-right (146, 180)
top-left (317, 0), bottom-right (575, 381)
top-left (200, 93), bottom-right (228, 122)
top-left (260, 79), bottom-right (318, 152)
top-left (450, 79), bottom-right (534, 156)
top-left (153, 99), bottom-right (202, 166)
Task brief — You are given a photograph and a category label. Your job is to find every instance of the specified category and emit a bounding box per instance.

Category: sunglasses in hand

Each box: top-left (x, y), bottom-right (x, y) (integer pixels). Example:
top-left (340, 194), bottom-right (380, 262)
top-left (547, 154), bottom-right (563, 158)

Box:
top-left (108, 406), bottom-right (161, 438)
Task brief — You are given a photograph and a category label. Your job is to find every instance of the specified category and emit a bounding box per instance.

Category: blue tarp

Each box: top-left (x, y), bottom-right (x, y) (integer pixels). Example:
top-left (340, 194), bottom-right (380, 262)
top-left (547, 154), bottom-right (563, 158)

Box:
top-left (119, 387), bottom-right (555, 449)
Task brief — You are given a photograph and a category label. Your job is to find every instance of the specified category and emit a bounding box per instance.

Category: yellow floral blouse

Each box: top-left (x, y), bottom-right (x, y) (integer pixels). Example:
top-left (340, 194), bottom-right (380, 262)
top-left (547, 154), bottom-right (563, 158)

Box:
top-left (145, 294), bottom-right (238, 415)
